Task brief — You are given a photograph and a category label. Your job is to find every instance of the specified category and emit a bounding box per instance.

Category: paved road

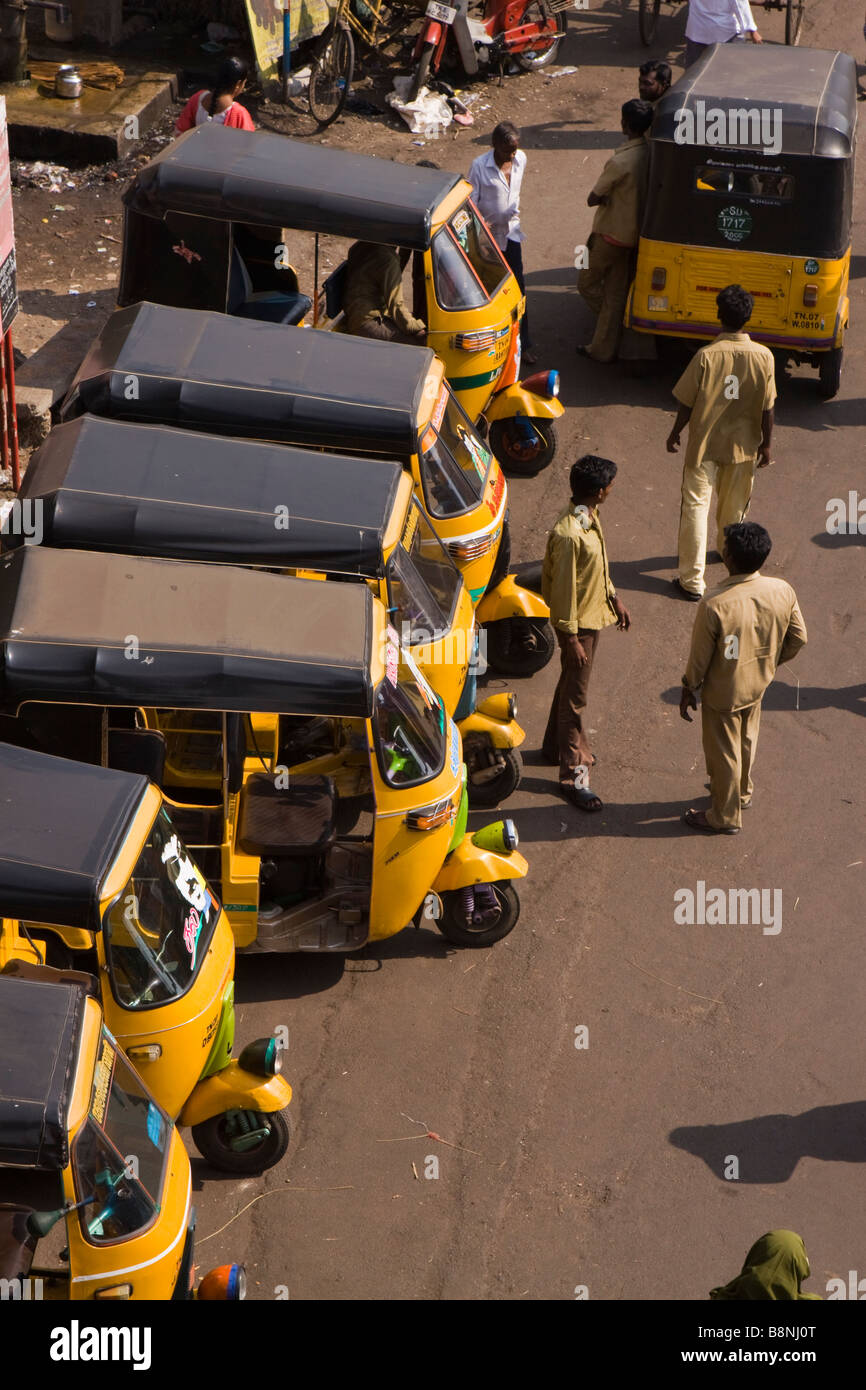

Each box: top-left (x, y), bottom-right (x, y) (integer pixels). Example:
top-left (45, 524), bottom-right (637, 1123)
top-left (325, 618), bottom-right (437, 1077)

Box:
top-left (195, 1), bottom-right (866, 1301)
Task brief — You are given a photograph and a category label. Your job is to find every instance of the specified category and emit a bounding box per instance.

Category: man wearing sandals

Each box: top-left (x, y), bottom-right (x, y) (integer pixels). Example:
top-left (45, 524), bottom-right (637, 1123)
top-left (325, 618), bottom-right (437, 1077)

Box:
top-left (542, 455), bottom-right (631, 812)
top-left (679, 522), bottom-right (807, 834)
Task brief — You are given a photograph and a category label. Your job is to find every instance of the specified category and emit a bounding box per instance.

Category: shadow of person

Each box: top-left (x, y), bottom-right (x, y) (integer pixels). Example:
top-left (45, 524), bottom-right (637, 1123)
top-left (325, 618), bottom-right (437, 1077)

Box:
top-left (811, 528), bottom-right (866, 549)
top-left (670, 1100), bottom-right (866, 1183)
top-left (659, 681), bottom-right (866, 717)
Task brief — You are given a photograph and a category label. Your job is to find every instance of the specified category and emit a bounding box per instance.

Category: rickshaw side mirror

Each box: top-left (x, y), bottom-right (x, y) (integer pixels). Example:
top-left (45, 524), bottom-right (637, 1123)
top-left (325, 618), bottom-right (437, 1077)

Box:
top-left (27, 1192), bottom-right (95, 1238)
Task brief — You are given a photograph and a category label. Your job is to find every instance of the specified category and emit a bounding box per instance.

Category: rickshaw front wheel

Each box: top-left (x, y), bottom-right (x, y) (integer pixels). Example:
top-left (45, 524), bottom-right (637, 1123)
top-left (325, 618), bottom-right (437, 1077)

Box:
top-left (484, 616), bottom-right (555, 677)
top-left (489, 417), bottom-right (557, 476)
top-left (192, 1109), bottom-right (292, 1175)
top-left (465, 743), bottom-right (523, 809)
top-left (817, 348), bottom-right (843, 400)
top-left (438, 882), bottom-right (520, 947)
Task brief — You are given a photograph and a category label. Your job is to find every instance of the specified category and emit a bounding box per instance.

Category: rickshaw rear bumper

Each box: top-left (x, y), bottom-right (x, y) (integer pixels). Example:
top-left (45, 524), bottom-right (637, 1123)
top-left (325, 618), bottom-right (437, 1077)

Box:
top-left (179, 1063), bottom-right (292, 1128)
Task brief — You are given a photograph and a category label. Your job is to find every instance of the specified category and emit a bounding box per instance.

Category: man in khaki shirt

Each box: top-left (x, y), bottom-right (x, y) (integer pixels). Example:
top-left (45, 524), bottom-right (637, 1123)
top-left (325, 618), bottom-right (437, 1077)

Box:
top-left (542, 455), bottom-right (631, 811)
top-left (343, 241), bottom-right (426, 344)
top-left (576, 99), bottom-right (653, 363)
top-left (667, 284), bottom-right (776, 598)
top-left (680, 521), bottom-right (807, 833)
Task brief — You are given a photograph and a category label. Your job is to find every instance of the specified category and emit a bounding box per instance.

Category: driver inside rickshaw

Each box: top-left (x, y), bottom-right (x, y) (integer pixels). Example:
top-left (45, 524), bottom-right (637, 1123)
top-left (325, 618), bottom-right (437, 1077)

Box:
top-left (343, 241), bottom-right (427, 344)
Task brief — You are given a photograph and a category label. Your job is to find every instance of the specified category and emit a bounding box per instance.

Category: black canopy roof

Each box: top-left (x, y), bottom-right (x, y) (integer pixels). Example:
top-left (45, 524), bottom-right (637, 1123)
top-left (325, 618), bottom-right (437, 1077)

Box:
top-left (0, 974), bottom-right (88, 1169)
top-left (0, 742), bottom-right (147, 933)
top-left (123, 124), bottom-right (464, 249)
top-left (60, 303), bottom-right (433, 457)
top-left (652, 46), bottom-right (857, 157)
top-left (18, 415), bottom-right (404, 574)
top-left (0, 546), bottom-right (376, 718)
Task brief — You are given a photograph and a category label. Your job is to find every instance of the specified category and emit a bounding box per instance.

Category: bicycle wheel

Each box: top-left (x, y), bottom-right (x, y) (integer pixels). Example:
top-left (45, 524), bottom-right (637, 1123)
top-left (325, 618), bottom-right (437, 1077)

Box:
top-left (309, 18), bottom-right (354, 126)
top-left (638, 0), bottom-right (661, 46)
top-left (785, 0), bottom-right (804, 45)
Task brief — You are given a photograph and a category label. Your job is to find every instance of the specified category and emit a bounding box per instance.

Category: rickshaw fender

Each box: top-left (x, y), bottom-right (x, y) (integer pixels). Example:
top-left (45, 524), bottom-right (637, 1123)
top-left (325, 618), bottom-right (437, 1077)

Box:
top-left (179, 1064), bottom-right (292, 1128)
top-left (476, 574), bottom-right (549, 624)
top-left (485, 384), bottom-right (564, 424)
top-left (458, 710), bottom-right (525, 750)
top-left (432, 839), bottom-right (528, 893)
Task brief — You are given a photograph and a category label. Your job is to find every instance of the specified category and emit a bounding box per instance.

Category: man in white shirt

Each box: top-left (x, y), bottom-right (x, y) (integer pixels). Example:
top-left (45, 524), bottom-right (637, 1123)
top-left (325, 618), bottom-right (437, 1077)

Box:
top-left (469, 123), bottom-right (536, 363)
top-left (685, 0), bottom-right (762, 68)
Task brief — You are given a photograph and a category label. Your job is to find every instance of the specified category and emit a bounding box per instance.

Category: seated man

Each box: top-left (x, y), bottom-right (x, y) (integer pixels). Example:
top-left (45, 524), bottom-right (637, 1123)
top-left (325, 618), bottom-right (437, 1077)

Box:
top-left (342, 242), bottom-right (426, 344)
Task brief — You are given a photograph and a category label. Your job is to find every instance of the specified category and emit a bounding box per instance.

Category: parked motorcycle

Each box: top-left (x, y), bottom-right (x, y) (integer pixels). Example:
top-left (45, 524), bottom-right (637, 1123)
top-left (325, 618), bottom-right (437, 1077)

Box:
top-left (408, 0), bottom-right (568, 101)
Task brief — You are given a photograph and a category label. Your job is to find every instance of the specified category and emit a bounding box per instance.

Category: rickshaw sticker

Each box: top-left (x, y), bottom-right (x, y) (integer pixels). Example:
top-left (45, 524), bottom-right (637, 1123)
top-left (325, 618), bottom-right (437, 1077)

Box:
top-left (402, 507), bottom-right (419, 550)
top-left (183, 907), bottom-right (203, 970)
top-left (430, 385), bottom-right (448, 434)
top-left (90, 1037), bottom-right (115, 1126)
top-left (452, 209), bottom-right (471, 249)
top-left (146, 1102), bottom-right (166, 1151)
top-left (449, 720), bottom-right (460, 778)
top-left (804, 259), bottom-right (820, 275)
top-left (386, 642), bottom-right (399, 687)
top-left (459, 426), bottom-right (491, 481)
top-left (716, 206), bottom-right (753, 245)
top-left (161, 833), bottom-right (213, 948)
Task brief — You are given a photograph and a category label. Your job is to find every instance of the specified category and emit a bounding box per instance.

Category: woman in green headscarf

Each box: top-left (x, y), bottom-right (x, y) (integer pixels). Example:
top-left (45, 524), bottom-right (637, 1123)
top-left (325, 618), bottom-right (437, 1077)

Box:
top-left (710, 1230), bottom-right (822, 1300)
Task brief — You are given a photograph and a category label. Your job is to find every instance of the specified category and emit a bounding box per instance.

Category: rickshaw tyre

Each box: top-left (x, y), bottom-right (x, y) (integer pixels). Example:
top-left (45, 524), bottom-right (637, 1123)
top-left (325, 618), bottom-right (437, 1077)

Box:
top-left (192, 1109), bottom-right (292, 1175)
top-left (309, 19), bottom-right (354, 128)
top-left (817, 348), bottom-right (842, 400)
top-left (638, 0), bottom-right (661, 47)
top-left (515, 8), bottom-right (564, 71)
top-left (488, 418), bottom-right (557, 477)
top-left (466, 747), bottom-right (523, 809)
top-left (484, 616), bottom-right (555, 677)
top-left (408, 43), bottom-right (434, 104)
top-left (438, 882), bottom-right (520, 947)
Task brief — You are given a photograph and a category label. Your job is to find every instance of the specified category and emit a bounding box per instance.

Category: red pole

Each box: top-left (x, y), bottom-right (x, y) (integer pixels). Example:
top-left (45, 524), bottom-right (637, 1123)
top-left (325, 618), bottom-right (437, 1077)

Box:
top-left (5, 329), bottom-right (19, 491)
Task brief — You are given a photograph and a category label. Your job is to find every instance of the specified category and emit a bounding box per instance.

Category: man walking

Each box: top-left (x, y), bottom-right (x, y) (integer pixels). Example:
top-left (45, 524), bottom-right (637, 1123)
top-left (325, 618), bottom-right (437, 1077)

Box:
top-left (667, 284), bottom-right (776, 600)
top-left (576, 99), bottom-right (654, 363)
top-left (685, 0), bottom-right (762, 68)
top-left (679, 522), bottom-right (807, 834)
top-left (469, 122), bottom-right (536, 362)
top-left (542, 455), bottom-right (631, 812)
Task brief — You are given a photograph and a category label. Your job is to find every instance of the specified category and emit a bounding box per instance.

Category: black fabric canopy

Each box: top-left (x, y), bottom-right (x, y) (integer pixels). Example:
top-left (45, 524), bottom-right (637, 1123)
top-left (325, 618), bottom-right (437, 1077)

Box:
top-left (122, 124), bottom-right (463, 249)
top-left (0, 742), bottom-right (146, 932)
top-left (18, 414), bottom-right (404, 574)
top-left (0, 546), bottom-right (376, 718)
top-left (60, 303), bottom-right (432, 458)
top-left (0, 975), bottom-right (88, 1168)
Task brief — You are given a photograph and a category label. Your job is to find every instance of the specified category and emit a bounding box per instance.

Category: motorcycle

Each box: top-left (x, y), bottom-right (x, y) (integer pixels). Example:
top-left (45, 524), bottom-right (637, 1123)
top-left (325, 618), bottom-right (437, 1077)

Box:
top-left (408, 0), bottom-right (568, 101)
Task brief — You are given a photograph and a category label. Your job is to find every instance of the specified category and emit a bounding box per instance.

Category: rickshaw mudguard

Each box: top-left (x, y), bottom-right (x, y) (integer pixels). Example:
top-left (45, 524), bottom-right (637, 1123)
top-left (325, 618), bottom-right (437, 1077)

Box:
top-left (432, 838), bottom-right (528, 893)
top-left (178, 1063), bottom-right (292, 1128)
top-left (476, 574), bottom-right (549, 624)
top-left (484, 384), bottom-right (564, 424)
top-left (457, 711), bottom-right (525, 750)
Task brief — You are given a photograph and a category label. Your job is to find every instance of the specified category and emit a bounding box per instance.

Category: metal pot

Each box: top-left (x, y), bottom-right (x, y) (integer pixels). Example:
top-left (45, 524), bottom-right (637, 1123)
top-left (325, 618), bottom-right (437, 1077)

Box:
top-left (54, 65), bottom-right (82, 99)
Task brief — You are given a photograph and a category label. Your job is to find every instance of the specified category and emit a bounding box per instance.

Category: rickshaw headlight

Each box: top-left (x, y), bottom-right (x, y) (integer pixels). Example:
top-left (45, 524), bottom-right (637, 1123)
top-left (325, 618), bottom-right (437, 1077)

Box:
top-left (520, 369), bottom-right (559, 399)
top-left (651, 266), bottom-right (666, 291)
top-left (803, 285), bottom-right (818, 307)
top-left (199, 1264), bottom-right (246, 1301)
top-left (238, 1037), bottom-right (281, 1076)
top-left (94, 1284), bottom-right (132, 1299)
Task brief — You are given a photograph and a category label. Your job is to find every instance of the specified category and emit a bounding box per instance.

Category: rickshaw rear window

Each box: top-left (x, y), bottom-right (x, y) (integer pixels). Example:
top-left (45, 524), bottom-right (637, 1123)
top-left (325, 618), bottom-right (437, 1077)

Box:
top-left (694, 166), bottom-right (795, 201)
top-left (432, 205), bottom-right (508, 311)
top-left (374, 636), bottom-right (446, 789)
top-left (103, 807), bottom-right (219, 1010)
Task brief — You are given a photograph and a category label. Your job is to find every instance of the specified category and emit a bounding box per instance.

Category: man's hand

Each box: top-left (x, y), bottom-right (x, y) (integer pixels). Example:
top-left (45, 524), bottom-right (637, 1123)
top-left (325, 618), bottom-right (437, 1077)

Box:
top-left (680, 686), bottom-right (697, 722)
top-left (749, 29), bottom-right (763, 43)
top-left (757, 443), bottom-right (773, 469)
top-left (565, 634), bottom-right (589, 666)
top-left (666, 429), bottom-right (681, 454)
top-left (613, 596), bottom-right (631, 631)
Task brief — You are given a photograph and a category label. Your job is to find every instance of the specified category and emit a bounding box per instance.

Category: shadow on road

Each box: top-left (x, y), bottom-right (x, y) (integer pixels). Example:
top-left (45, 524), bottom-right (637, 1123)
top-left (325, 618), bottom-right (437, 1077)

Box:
top-left (659, 680), bottom-right (866, 717)
top-left (670, 1101), bottom-right (866, 1183)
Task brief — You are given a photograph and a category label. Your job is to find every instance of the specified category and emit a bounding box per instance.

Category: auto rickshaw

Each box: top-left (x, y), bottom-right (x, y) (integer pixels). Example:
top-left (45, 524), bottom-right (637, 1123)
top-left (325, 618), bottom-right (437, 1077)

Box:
top-left (60, 302), bottom-right (554, 677)
top-left (0, 546), bottom-right (527, 952)
top-left (9, 414), bottom-right (524, 808)
top-left (625, 45), bottom-right (857, 399)
top-left (116, 123), bottom-right (563, 473)
top-left (0, 972), bottom-right (246, 1300)
top-left (0, 741), bottom-right (292, 1175)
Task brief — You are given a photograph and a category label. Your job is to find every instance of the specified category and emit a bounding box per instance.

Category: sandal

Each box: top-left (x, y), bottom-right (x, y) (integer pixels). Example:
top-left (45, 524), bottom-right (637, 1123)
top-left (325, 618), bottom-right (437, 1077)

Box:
top-left (562, 785), bottom-right (603, 813)
top-left (683, 808), bottom-right (739, 835)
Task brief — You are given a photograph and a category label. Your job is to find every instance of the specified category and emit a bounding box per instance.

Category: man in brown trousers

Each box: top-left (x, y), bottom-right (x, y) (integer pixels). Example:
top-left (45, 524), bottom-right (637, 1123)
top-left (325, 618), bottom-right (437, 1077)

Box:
top-left (680, 521), bottom-right (807, 834)
top-left (542, 455), bottom-right (631, 812)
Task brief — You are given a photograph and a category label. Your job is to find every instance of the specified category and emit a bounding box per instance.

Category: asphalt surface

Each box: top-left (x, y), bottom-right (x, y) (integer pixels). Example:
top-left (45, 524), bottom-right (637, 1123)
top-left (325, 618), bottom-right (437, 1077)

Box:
top-left (187, 1), bottom-right (866, 1302)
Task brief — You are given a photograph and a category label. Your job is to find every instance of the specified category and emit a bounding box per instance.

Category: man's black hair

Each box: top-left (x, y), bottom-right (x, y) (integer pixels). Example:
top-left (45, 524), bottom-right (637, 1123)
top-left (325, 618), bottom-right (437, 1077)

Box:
top-left (622, 99), bottom-right (654, 136)
top-left (492, 121), bottom-right (519, 146)
top-left (717, 284), bottom-right (754, 330)
top-left (724, 522), bottom-right (772, 573)
top-left (639, 59), bottom-right (672, 86)
top-left (570, 454), bottom-right (618, 501)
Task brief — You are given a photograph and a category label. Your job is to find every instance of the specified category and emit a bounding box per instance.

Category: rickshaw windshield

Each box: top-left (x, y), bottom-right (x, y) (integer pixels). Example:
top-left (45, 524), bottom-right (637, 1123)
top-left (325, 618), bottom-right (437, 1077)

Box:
top-left (419, 387), bottom-right (491, 520)
top-left (386, 502), bottom-right (461, 644)
top-left (374, 639), bottom-right (446, 789)
top-left (73, 1030), bottom-right (170, 1246)
top-left (431, 204), bottom-right (508, 310)
top-left (103, 807), bottom-right (219, 1011)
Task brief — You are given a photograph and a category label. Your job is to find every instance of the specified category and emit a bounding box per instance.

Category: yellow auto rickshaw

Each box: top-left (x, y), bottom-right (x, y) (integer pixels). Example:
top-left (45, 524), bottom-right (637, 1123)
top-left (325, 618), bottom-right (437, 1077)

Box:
top-left (625, 45), bottom-right (857, 398)
top-left (0, 972), bottom-right (245, 1300)
top-left (0, 741), bottom-right (292, 1175)
top-left (117, 124), bottom-right (563, 473)
top-left (60, 302), bottom-right (554, 677)
top-left (0, 546), bottom-right (527, 952)
top-left (11, 413), bottom-right (524, 807)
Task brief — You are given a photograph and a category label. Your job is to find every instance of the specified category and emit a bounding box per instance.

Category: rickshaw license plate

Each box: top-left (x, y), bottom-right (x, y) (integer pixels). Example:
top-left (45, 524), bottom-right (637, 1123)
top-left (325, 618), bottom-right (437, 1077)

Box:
top-left (426, 1), bottom-right (456, 21)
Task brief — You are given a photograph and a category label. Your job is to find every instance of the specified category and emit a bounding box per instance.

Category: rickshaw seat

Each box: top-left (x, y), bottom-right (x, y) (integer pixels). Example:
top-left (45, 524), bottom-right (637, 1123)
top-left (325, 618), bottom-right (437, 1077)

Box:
top-left (0, 1205), bottom-right (38, 1280)
top-left (107, 728), bottom-right (166, 786)
top-left (229, 248), bottom-right (311, 326)
top-left (322, 261), bottom-right (348, 320)
top-left (238, 774), bottom-right (337, 858)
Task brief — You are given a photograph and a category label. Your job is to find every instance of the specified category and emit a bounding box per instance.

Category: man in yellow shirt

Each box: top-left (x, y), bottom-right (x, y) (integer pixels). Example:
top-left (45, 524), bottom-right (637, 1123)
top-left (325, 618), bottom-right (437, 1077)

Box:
top-left (343, 241), bottom-right (426, 344)
top-left (576, 99), bottom-right (653, 363)
top-left (542, 455), bottom-right (631, 811)
top-left (667, 284), bottom-right (776, 599)
top-left (680, 521), bottom-right (807, 834)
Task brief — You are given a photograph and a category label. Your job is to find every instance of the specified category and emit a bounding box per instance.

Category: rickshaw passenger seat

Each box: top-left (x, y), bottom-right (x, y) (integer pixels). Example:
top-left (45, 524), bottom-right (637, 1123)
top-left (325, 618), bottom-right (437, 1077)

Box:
top-left (0, 1205), bottom-right (38, 1280)
top-left (229, 247), bottom-right (311, 325)
top-left (238, 774), bottom-right (337, 858)
top-left (107, 729), bottom-right (166, 785)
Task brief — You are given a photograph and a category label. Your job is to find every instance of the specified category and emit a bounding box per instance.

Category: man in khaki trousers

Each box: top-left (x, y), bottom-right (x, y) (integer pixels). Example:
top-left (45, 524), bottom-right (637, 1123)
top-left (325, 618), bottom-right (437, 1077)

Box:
top-left (679, 522), bottom-right (807, 834)
top-left (667, 285), bottom-right (776, 599)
